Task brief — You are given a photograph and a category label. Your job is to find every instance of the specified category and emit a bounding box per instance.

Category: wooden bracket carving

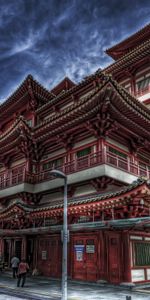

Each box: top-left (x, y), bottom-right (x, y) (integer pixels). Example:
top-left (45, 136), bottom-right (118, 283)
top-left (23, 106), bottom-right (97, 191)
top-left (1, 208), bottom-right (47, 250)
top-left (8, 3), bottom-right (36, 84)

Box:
top-left (91, 177), bottom-right (114, 192)
top-left (57, 133), bottom-right (74, 151)
top-left (19, 192), bottom-right (42, 205)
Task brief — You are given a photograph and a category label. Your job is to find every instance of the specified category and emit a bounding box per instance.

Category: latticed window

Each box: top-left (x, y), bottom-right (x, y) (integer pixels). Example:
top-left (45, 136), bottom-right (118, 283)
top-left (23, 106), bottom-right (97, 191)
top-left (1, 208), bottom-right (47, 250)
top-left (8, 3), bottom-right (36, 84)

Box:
top-left (136, 77), bottom-right (150, 91)
top-left (43, 157), bottom-right (63, 170)
top-left (77, 147), bottom-right (91, 158)
top-left (108, 146), bottom-right (127, 159)
top-left (134, 242), bottom-right (150, 266)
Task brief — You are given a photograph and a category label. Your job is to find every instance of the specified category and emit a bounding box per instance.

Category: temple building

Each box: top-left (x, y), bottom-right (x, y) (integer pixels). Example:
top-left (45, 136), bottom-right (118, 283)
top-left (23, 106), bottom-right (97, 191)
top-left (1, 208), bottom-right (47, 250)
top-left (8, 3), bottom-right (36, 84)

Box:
top-left (0, 23), bottom-right (150, 284)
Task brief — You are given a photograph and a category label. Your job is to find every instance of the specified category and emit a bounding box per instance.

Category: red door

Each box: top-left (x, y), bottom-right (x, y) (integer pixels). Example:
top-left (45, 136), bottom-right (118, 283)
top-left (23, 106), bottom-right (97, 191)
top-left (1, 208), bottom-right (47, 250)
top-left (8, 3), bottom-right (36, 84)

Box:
top-left (107, 233), bottom-right (121, 283)
top-left (37, 235), bottom-right (62, 277)
top-left (72, 235), bottom-right (98, 281)
top-left (48, 237), bottom-right (62, 277)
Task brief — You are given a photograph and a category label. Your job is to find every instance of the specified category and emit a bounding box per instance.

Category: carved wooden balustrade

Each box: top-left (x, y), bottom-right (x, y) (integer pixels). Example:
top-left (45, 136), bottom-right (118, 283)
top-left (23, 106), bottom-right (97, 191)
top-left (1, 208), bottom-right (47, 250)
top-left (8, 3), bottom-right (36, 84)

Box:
top-left (0, 150), bottom-right (149, 189)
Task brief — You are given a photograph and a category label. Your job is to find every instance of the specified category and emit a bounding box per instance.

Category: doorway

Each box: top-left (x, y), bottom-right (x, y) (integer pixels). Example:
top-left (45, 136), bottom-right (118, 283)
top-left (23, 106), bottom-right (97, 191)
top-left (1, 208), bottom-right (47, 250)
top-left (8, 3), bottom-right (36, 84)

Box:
top-left (4, 240), bottom-right (10, 266)
top-left (72, 235), bottom-right (98, 281)
top-left (15, 240), bottom-right (22, 260)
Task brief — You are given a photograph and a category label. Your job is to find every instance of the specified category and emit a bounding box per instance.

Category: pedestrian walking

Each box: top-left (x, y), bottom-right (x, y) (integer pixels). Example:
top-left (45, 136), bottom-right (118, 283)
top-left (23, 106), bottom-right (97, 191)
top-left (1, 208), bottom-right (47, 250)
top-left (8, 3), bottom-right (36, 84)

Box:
top-left (17, 259), bottom-right (29, 288)
top-left (11, 256), bottom-right (20, 278)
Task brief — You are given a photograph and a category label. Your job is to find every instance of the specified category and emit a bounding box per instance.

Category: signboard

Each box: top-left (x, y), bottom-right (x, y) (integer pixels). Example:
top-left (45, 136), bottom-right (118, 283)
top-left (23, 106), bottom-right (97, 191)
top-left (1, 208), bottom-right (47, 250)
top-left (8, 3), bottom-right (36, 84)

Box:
top-left (76, 251), bottom-right (83, 261)
top-left (86, 245), bottom-right (95, 253)
top-left (42, 250), bottom-right (47, 260)
top-left (74, 245), bottom-right (85, 262)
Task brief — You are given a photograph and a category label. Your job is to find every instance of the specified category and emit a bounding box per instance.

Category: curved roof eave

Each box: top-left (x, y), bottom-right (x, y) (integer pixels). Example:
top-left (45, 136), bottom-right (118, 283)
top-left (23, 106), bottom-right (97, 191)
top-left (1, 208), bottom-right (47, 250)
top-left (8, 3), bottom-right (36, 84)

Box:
top-left (34, 77), bottom-right (150, 142)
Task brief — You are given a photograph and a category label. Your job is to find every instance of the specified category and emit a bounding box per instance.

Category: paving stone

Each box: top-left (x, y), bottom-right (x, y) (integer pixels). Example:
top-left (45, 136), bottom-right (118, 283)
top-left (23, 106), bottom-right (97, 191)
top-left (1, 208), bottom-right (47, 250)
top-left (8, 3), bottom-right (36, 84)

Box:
top-left (0, 272), bottom-right (150, 299)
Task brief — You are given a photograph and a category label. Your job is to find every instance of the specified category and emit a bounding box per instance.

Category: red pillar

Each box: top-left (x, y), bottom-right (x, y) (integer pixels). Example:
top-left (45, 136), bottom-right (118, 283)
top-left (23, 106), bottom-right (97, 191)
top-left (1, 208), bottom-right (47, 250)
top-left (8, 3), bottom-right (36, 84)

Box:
top-left (98, 231), bottom-right (106, 281)
top-left (0, 238), bottom-right (4, 258)
top-left (122, 233), bottom-right (132, 282)
top-left (21, 236), bottom-right (27, 260)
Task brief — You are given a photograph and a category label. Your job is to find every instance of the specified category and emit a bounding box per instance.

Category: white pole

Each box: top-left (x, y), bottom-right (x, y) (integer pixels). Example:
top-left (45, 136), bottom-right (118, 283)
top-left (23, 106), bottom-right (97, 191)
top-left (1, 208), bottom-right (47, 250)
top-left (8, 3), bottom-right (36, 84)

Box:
top-left (62, 176), bottom-right (67, 300)
top-left (49, 170), bottom-right (68, 300)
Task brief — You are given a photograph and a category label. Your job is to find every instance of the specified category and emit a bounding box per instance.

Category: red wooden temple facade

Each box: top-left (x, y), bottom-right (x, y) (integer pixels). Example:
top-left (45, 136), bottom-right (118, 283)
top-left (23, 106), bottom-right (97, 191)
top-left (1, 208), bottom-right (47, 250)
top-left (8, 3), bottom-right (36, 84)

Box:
top-left (0, 24), bottom-right (150, 285)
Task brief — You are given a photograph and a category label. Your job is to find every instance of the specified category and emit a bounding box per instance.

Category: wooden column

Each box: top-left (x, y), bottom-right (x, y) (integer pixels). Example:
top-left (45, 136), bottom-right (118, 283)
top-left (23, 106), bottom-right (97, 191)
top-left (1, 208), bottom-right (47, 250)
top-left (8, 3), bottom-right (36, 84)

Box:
top-left (26, 159), bottom-right (32, 173)
top-left (0, 238), bottom-right (4, 259)
top-left (21, 236), bottom-right (27, 260)
top-left (101, 138), bottom-right (106, 163)
top-left (98, 231), bottom-right (106, 281)
top-left (121, 233), bottom-right (132, 283)
top-left (33, 238), bottom-right (38, 269)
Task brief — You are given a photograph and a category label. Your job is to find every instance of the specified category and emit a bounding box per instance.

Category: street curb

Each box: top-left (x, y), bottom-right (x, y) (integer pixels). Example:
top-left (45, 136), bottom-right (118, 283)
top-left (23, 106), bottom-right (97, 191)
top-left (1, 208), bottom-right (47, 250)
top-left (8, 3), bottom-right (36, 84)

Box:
top-left (0, 285), bottom-right (59, 300)
top-left (0, 286), bottom-right (59, 300)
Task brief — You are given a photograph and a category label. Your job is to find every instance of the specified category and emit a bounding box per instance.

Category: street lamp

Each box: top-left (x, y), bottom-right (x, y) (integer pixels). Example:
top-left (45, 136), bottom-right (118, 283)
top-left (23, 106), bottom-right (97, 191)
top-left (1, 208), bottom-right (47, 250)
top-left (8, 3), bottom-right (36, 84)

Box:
top-left (49, 169), bottom-right (68, 300)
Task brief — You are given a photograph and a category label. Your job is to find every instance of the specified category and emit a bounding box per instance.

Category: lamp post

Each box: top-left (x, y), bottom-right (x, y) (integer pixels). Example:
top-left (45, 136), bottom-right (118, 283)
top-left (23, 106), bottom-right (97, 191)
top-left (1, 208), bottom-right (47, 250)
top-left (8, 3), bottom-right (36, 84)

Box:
top-left (49, 169), bottom-right (68, 300)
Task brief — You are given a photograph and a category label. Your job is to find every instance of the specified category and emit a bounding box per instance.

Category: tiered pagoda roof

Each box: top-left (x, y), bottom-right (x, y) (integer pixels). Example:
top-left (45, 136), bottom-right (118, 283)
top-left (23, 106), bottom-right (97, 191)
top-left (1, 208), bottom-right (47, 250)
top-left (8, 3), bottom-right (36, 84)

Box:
top-left (1, 71), bottom-right (150, 159)
top-left (104, 37), bottom-right (150, 78)
top-left (50, 77), bottom-right (76, 96)
top-left (0, 75), bottom-right (55, 122)
top-left (106, 23), bottom-right (150, 60)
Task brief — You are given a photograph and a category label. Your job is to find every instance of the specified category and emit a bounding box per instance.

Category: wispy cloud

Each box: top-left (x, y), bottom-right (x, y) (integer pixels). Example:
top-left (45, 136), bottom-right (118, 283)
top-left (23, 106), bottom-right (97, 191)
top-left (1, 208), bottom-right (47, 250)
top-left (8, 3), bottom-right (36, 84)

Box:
top-left (0, 0), bottom-right (150, 101)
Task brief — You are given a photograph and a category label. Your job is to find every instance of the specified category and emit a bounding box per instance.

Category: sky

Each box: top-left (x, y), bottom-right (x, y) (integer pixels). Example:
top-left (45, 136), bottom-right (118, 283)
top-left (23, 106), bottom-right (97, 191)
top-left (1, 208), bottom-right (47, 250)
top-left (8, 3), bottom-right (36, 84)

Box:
top-left (0, 0), bottom-right (150, 101)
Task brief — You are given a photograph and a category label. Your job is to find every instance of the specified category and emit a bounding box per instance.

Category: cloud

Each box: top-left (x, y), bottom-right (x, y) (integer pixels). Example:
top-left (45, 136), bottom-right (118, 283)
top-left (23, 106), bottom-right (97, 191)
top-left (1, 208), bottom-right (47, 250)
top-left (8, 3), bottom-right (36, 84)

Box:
top-left (0, 0), bottom-right (150, 101)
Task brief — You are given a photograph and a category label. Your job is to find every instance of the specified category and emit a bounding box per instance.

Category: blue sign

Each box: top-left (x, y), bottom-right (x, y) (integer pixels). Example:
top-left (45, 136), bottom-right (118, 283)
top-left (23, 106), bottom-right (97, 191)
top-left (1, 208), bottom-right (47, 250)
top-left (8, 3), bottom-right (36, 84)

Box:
top-left (74, 245), bottom-right (85, 252)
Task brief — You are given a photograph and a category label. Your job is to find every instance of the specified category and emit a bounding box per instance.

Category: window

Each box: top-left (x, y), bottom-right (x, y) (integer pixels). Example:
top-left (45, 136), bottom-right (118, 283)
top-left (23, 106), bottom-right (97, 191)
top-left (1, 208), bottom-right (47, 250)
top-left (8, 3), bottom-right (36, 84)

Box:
top-left (136, 77), bottom-right (150, 91)
top-left (134, 242), bottom-right (150, 266)
top-left (77, 147), bottom-right (91, 158)
top-left (26, 119), bottom-right (32, 127)
top-left (43, 157), bottom-right (63, 170)
top-left (77, 216), bottom-right (90, 223)
top-left (108, 146), bottom-right (127, 159)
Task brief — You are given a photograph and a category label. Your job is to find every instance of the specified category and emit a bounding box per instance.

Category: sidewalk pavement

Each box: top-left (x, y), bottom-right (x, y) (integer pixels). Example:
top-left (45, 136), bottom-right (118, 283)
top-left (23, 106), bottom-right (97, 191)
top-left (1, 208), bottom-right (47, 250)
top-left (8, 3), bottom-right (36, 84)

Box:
top-left (0, 271), bottom-right (150, 300)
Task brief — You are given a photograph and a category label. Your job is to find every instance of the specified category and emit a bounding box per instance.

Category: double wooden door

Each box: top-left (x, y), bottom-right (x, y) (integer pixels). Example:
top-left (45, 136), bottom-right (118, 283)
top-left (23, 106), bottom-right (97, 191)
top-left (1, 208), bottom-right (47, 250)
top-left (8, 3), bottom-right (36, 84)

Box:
top-left (72, 235), bottom-right (98, 281)
top-left (37, 235), bottom-right (62, 277)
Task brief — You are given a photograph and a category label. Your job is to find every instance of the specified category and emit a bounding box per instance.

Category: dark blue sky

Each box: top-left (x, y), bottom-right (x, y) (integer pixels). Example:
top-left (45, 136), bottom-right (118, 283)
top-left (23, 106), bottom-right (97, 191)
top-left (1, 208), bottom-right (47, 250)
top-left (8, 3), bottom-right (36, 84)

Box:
top-left (0, 0), bottom-right (150, 101)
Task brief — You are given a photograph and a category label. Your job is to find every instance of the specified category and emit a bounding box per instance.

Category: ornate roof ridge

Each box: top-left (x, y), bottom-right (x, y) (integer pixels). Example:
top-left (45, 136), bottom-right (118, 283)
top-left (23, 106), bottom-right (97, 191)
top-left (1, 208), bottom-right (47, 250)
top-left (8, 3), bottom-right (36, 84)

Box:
top-left (104, 37), bottom-right (150, 74)
top-left (0, 116), bottom-right (31, 143)
top-left (50, 76), bottom-right (76, 95)
top-left (106, 23), bottom-right (150, 59)
top-left (68, 178), bottom-right (146, 205)
top-left (0, 75), bottom-right (30, 111)
top-left (32, 178), bottom-right (147, 212)
top-left (29, 75), bottom-right (55, 100)
top-left (0, 75), bottom-right (55, 115)
top-left (0, 199), bottom-right (32, 215)
top-left (109, 76), bottom-right (150, 119)
top-left (0, 179), bottom-right (147, 217)
top-left (35, 72), bottom-right (150, 135)
top-left (35, 82), bottom-right (105, 131)
top-left (36, 69), bottom-right (106, 113)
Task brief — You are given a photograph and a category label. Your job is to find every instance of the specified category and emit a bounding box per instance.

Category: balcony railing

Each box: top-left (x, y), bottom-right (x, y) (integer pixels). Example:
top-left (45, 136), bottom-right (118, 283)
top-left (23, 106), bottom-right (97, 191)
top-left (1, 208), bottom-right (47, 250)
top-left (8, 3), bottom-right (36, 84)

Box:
top-left (135, 85), bottom-right (150, 97)
top-left (0, 150), bottom-right (150, 189)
